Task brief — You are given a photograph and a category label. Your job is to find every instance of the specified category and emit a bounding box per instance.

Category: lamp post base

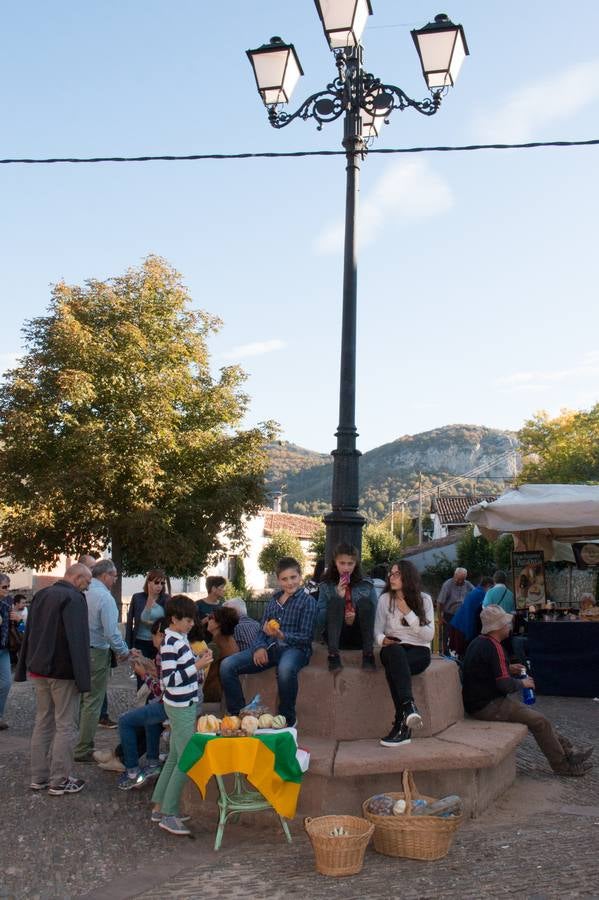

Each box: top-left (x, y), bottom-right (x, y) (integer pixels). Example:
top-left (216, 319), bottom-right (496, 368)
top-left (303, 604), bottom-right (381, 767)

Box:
top-left (323, 509), bottom-right (366, 562)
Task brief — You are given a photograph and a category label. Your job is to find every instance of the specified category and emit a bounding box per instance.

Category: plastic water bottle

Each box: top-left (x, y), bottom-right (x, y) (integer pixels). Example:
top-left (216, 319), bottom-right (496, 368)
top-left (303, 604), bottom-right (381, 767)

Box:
top-left (517, 670), bottom-right (535, 705)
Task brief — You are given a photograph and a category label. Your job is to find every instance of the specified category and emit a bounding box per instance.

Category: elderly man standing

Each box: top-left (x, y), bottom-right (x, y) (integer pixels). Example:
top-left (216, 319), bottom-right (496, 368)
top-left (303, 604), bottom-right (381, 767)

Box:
top-left (15, 563), bottom-right (92, 795)
top-left (74, 560), bottom-right (132, 762)
top-left (437, 567), bottom-right (474, 654)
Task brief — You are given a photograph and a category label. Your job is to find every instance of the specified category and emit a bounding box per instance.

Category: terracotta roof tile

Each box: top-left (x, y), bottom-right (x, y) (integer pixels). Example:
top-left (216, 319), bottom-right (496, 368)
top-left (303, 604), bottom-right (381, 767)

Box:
top-left (431, 495), bottom-right (497, 526)
top-left (262, 510), bottom-right (321, 540)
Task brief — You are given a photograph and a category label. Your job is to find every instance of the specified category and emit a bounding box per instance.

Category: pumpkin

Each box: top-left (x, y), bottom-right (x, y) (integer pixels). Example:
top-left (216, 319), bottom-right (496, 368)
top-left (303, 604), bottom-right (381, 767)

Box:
top-left (240, 715), bottom-right (259, 736)
top-left (271, 715), bottom-right (286, 729)
top-left (198, 714), bottom-right (220, 734)
top-left (257, 713), bottom-right (274, 729)
top-left (221, 715), bottom-right (240, 732)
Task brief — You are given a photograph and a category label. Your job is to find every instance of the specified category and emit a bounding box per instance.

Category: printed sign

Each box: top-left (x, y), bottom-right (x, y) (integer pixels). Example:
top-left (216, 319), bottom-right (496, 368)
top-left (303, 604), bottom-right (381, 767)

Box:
top-left (512, 550), bottom-right (546, 609)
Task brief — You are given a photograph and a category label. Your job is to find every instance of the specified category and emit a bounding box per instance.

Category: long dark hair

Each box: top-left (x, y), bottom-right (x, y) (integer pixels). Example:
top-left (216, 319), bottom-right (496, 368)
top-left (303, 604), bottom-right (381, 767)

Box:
top-left (384, 559), bottom-right (429, 626)
top-left (322, 543), bottom-right (364, 586)
top-left (143, 568), bottom-right (168, 599)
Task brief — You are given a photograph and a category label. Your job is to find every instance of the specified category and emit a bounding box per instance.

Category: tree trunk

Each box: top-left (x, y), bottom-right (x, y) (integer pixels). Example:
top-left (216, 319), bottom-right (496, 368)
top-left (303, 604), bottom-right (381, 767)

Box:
top-left (110, 529), bottom-right (123, 619)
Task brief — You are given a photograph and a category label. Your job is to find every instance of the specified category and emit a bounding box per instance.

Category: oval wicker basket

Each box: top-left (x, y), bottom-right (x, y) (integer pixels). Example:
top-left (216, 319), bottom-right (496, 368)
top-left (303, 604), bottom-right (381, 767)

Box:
top-left (304, 815), bottom-right (374, 877)
top-left (362, 772), bottom-right (462, 861)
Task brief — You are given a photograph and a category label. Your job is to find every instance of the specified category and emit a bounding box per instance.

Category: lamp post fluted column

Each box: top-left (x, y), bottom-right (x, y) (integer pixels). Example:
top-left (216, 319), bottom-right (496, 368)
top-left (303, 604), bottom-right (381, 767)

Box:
top-left (323, 79), bottom-right (366, 560)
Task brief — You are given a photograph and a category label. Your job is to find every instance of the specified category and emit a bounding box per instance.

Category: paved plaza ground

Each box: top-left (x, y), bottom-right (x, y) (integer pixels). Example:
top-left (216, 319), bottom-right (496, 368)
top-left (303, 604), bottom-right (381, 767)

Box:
top-left (1, 668), bottom-right (598, 900)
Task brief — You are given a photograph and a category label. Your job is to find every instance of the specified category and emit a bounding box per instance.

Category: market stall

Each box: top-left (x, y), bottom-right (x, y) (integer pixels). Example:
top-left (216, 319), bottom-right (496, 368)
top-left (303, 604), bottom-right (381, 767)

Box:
top-left (466, 485), bottom-right (599, 696)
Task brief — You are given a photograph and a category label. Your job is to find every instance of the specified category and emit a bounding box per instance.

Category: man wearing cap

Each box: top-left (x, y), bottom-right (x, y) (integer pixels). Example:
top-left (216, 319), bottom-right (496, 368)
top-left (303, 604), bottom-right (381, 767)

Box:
top-left (462, 605), bottom-right (593, 777)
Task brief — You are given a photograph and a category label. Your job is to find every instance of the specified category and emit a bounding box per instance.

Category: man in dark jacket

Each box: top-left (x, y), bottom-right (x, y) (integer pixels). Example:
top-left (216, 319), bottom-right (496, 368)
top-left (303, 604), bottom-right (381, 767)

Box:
top-left (16, 563), bottom-right (92, 795)
top-left (462, 605), bottom-right (593, 777)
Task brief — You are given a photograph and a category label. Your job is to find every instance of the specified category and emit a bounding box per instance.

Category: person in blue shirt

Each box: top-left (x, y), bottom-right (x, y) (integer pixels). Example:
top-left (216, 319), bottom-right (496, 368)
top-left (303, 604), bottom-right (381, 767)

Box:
top-left (449, 576), bottom-right (493, 658)
top-left (74, 560), bottom-right (134, 762)
top-left (483, 571), bottom-right (515, 613)
top-left (220, 557), bottom-right (317, 728)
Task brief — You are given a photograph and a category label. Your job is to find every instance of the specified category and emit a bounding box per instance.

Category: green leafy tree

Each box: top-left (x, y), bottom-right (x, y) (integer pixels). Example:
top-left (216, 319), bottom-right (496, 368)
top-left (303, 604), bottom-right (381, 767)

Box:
top-left (457, 525), bottom-right (495, 581)
top-left (362, 524), bottom-right (402, 572)
top-left (258, 530), bottom-right (305, 576)
top-left (518, 406), bottom-right (599, 483)
top-left (494, 533), bottom-right (514, 572)
top-left (309, 524), bottom-right (326, 562)
top-left (0, 257), bottom-right (275, 602)
top-left (421, 553), bottom-right (456, 596)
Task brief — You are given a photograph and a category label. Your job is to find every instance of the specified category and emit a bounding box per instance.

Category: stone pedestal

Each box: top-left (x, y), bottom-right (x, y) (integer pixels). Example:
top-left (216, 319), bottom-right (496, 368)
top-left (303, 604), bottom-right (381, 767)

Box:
top-left (184, 646), bottom-right (528, 823)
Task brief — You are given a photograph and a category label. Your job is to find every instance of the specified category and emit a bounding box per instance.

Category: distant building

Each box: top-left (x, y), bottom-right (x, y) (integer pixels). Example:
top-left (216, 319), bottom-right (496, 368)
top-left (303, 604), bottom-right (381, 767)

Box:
top-left (401, 533), bottom-right (463, 573)
top-left (431, 495), bottom-right (497, 540)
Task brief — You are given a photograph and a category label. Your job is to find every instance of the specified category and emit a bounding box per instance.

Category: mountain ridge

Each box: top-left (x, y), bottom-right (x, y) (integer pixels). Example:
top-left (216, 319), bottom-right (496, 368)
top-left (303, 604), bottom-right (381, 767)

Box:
top-left (266, 424), bottom-right (518, 521)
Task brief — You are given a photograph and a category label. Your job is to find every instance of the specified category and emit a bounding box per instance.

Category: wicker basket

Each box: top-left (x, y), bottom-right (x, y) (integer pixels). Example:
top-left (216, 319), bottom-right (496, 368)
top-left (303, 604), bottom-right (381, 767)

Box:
top-left (362, 772), bottom-right (462, 861)
top-left (304, 815), bottom-right (374, 877)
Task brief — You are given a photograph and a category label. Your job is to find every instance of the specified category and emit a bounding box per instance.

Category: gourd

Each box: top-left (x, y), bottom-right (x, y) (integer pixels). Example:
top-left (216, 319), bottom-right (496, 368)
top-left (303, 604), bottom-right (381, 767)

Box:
top-left (330, 827), bottom-right (348, 836)
top-left (271, 715), bottom-right (286, 729)
top-left (267, 618), bottom-right (280, 631)
top-left (197, 714), bottom-right (221, 734)
top-left (257, 713), bottom-right (274, 729)
top-left (221, 715), bottom-right (240, 732)
top-left (241, 715), bottom-right (259, 735)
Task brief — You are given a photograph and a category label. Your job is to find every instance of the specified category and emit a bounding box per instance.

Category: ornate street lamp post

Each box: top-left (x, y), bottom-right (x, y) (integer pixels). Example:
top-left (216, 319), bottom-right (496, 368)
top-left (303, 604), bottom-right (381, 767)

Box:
top-left (247, 3), bottom-right (468, 561)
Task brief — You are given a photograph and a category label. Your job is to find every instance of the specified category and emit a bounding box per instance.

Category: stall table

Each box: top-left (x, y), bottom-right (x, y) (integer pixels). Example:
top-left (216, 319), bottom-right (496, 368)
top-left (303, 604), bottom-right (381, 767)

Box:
top-left (179, 730), bottom-right (304, 850)
top-left (527, 620), bottom-right (599, 697)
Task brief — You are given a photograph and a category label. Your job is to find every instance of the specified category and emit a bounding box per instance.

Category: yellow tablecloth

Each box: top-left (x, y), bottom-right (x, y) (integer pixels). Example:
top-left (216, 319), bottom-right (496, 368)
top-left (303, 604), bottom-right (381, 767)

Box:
top-left (179, 732), bottom-right (304, 819)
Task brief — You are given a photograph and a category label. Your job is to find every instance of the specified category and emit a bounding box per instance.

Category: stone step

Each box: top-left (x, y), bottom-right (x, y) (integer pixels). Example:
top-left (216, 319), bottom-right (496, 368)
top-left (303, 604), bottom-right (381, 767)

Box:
top-left (295, 720), bottom-right (528, 819)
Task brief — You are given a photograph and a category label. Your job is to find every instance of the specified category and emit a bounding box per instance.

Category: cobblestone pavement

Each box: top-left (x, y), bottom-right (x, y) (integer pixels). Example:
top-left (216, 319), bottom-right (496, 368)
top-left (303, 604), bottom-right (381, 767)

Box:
top-left (1, 670), bottom-right (598, 900)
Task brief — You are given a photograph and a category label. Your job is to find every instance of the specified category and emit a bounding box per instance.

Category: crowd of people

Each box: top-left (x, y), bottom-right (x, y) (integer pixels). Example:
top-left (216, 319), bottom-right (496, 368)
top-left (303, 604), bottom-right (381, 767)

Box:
top-left (0, 550), bottom-right (593, 838)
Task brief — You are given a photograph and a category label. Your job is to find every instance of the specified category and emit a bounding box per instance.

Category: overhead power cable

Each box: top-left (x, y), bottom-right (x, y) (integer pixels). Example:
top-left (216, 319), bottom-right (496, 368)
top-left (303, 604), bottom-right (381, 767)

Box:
top-left (1, 137), bottom-right (598, 165)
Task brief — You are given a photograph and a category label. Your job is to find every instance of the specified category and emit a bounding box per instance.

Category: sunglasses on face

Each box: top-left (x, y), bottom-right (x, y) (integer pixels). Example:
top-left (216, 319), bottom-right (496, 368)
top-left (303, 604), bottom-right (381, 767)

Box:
top-left (152, 579), bottom-right (166, 585)
top-left (0, 585), bottom-right (10, 590)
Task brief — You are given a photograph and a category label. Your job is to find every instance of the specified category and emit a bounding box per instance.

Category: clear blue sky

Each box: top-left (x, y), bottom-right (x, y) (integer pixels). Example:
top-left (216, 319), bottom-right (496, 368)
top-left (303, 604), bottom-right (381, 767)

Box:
top-left (2, 1), bottom-right (598, 453)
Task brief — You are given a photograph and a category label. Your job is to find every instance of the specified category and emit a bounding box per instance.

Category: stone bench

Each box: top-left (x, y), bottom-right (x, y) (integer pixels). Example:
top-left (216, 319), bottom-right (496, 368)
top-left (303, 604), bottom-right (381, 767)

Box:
top-left (240, 644), bottom-right (463, 740)
top-left (183, 645), bottom-right (528, 821)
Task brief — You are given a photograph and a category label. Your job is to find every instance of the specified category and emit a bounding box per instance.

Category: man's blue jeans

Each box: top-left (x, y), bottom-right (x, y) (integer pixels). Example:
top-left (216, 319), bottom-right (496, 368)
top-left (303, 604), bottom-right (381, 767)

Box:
top-left (118, 702), bottom-right (167, 770)
top-left (0, 649), bottom-right (12, 718)
top-left (220, 645), bottom-right (310, 726)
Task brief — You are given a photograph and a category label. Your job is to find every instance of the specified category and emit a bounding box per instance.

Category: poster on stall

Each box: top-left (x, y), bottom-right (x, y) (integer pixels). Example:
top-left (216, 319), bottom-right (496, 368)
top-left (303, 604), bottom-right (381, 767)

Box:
top-left (512, 551), bottom-right (546, 609)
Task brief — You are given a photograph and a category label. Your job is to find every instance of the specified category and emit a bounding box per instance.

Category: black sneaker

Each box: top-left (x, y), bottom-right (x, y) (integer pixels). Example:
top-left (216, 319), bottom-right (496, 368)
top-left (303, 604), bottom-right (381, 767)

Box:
top-left (48, 777), bottom-right (86, 795)
top-left (402, 700), bottom-right (423, 730)
top-left (362, 653), bottom-right (376, 671)
top-left (380, 720), bottom-right (412, 748)
top-left (328, 653), bottom-right (342, 672)
top-left (99, 716), bottom-right (117, 729)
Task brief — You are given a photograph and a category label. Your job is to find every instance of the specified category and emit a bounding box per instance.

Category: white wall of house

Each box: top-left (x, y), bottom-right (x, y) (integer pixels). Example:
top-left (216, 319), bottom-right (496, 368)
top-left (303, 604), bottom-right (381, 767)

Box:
top-left (404, 541), bottom-right (458, 573)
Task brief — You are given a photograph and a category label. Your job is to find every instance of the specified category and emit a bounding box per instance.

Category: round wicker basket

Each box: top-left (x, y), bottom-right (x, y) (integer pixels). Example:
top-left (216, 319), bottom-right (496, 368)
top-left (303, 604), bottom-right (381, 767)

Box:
top-left (362, 772), bottom-right (462, 861)
top-left (304, 815), bottom-right (374, 877)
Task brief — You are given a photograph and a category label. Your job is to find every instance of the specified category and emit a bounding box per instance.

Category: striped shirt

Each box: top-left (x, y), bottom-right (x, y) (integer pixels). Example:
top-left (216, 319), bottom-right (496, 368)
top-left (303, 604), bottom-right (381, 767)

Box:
top-left (160, 629), bottom-right (200, 708)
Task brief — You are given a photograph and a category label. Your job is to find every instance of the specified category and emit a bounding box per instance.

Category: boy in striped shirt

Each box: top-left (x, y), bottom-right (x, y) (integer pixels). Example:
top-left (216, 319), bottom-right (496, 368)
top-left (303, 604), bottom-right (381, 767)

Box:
top-left (151, 595), bottom-right (212, 836)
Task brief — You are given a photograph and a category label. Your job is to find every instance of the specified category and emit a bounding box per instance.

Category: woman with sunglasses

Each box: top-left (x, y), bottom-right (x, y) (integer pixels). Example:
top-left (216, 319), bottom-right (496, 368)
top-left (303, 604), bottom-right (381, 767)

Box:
top-left (126, 570), bottom-right (169, 683)
top-left (375, 559), bottom-right (434, 748)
